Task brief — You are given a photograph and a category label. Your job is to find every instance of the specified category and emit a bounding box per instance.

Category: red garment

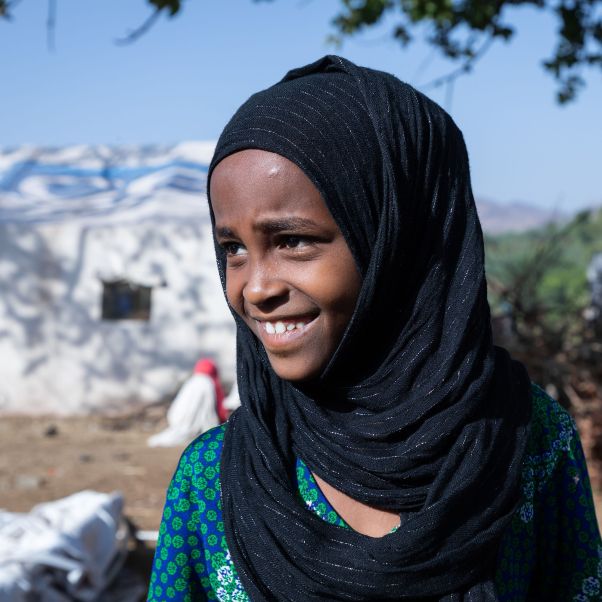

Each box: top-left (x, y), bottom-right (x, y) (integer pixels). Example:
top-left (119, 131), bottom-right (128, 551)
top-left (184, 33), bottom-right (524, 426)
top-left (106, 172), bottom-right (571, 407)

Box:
top-left (194, 359), bottom-right (227, 423)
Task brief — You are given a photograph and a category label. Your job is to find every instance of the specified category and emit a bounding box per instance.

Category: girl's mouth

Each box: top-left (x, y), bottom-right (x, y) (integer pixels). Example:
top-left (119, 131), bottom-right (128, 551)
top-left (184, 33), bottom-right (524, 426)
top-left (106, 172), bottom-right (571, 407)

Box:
top-left (255, 315), bottom-right (318, 349)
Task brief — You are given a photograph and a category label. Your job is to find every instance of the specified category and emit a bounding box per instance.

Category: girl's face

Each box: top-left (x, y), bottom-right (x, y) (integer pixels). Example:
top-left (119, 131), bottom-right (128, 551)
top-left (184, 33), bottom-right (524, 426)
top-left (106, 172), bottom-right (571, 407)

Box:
top-left (210, 149), bottom-right (361, 382)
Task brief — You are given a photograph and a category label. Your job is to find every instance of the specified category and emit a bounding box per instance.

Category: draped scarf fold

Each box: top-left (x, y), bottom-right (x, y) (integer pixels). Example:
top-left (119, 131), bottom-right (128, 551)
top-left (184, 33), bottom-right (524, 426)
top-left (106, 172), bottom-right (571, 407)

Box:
top-left (207, 55), bottom-right (531, 601)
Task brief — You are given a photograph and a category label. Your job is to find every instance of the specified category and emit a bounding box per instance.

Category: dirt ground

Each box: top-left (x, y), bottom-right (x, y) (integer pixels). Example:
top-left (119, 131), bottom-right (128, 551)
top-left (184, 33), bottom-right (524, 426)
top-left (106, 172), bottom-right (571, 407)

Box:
top-left (1, 406), bottom-right (601, 592)
top-left (0, 405), bottom-right (182, 593)
top-left (0, 406), bottom-right (181, 532)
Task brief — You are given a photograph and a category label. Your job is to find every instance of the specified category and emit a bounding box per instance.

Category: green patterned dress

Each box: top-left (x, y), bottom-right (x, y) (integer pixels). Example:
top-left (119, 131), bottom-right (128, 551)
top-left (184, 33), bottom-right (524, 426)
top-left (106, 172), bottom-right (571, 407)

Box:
top-left (147, 385), bottom-right (602, 601)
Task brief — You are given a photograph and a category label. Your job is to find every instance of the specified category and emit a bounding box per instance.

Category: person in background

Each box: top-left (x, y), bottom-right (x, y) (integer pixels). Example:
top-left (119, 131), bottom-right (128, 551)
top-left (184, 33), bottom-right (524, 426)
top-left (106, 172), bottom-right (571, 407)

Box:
top-left (147, 358), bottom-right (224, 447)
top-left (197, 358), bottom-right (228, 424)
top-left (222, 380), bottom-right (240, 415)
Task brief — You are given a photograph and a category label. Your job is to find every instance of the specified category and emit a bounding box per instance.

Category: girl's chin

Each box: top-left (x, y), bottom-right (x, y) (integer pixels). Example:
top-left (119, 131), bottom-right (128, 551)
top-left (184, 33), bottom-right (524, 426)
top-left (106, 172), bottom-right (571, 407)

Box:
top-left (266, 355), bottom-right (323, 383)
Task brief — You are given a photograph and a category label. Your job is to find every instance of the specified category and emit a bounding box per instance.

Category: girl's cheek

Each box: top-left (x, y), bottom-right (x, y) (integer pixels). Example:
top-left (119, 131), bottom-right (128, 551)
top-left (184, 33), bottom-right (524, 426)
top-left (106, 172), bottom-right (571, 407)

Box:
top-left (225, 279), bottom-right (243, 315)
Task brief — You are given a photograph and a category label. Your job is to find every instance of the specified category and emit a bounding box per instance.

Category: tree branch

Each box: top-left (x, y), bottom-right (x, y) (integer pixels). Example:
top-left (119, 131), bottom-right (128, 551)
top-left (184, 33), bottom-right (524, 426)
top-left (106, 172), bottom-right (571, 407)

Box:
top-left (419, 35), bottom-right (495, 91)
top-left (0, 0), bottom-right (24, 19)
top-left (115, 8), bottom-right (162, 45)
top-left (47, 0), bottom-right (56, 52)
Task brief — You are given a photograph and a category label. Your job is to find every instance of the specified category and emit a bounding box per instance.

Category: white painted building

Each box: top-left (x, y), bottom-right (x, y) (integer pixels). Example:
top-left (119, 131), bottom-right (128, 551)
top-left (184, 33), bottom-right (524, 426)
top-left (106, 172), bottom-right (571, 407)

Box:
top-left (0, 143), bottom-right (236, 414)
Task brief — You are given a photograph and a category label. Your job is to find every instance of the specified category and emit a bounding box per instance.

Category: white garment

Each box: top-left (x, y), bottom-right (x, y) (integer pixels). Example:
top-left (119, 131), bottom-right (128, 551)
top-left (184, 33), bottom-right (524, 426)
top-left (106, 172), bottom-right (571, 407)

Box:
top-left (223, 381), bottom-right (241, 412)
top-left (148, 373), bottom-right (219, 447)
top-left (0, 490), bottom-right (129, 602)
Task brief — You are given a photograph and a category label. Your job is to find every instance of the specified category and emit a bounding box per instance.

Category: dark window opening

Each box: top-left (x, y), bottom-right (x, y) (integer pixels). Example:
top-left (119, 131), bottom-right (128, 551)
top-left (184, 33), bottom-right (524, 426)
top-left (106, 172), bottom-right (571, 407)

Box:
top-left (102, 280), bottom-right (151, 321)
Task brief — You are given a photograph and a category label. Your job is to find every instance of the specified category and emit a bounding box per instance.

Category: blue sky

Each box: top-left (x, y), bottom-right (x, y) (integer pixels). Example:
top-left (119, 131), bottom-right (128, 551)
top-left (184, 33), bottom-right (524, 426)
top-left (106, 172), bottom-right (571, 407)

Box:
top-left (1, 0), bottom-right (601, 209)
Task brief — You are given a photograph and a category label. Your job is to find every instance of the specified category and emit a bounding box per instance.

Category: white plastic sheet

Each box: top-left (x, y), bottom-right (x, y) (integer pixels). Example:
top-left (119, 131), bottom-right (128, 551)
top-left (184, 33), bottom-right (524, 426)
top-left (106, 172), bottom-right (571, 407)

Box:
top-left (0, 490), bottom-right (130, 601)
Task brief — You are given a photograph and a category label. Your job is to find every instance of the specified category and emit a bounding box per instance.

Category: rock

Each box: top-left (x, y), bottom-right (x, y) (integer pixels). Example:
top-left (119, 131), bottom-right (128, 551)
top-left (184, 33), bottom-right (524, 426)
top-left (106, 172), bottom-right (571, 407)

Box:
top-left (15, 474), bottom-right (44, 490)
top-left (44, 424), bottom-right (59, 437)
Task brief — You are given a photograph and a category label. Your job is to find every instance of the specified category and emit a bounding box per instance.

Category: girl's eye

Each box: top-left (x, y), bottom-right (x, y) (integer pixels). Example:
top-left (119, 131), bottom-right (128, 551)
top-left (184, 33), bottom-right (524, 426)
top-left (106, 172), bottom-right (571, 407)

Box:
top-left (222, 242), bottom-right (246, 257)
top-left (280, 236), bottom-right (309, 249)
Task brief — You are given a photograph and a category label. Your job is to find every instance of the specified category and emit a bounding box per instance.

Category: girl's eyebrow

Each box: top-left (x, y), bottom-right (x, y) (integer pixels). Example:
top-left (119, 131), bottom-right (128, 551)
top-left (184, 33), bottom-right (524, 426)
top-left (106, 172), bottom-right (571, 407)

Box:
top-left (255, 217), bottom-right (319, 234)
top-left (215, 226), bottom-right (236, 239)
top-left (215, 217), bottom-right (320, 239)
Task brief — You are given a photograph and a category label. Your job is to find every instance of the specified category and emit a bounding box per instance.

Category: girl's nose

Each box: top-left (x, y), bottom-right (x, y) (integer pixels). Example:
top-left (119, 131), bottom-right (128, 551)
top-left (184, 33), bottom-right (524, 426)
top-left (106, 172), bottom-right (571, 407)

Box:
top-left (242, 262), bottom-right (288, 309)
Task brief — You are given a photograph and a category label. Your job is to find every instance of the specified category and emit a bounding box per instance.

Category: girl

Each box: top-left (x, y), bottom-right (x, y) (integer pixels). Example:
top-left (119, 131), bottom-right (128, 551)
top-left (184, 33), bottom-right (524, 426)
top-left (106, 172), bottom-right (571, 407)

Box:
top-left (148, 56), bottom-right (601, 601)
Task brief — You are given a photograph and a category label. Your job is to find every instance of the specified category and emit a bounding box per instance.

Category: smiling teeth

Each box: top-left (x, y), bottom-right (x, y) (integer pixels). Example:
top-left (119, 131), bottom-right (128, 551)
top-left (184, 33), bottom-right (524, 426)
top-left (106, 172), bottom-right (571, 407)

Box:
top-left (264, 320), bottom-right (307, 334)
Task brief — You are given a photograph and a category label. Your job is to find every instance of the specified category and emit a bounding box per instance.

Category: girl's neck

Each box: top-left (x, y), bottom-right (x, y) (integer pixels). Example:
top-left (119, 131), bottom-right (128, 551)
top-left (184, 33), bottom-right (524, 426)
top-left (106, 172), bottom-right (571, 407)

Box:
top-left (311, 472), bottom-right (401, 538)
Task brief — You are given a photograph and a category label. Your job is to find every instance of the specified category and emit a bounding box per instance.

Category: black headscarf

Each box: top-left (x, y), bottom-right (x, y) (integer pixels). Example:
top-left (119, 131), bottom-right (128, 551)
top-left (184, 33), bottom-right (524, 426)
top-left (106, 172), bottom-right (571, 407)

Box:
top-left (207, 55), bottom-right (531, 601)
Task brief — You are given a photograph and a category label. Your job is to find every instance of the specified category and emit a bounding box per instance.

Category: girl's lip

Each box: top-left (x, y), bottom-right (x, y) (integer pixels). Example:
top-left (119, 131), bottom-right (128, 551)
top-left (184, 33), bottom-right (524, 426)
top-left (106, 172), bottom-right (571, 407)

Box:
top-left (254, 315), bottom-right (318, 351)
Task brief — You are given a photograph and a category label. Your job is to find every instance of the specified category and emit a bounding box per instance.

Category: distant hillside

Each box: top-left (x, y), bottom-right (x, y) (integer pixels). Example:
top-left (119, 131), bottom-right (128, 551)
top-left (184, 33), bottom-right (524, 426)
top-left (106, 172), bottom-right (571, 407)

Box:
top-left (484, 206), bottom-right (602, 318)
top-left (476, 198), bottom-right (568, 234)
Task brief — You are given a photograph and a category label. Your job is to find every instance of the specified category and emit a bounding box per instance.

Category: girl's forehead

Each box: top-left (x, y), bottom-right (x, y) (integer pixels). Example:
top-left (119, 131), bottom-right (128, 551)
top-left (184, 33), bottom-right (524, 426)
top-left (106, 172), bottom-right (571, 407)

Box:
top-left (210, 150), bottom-right (334, 226)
